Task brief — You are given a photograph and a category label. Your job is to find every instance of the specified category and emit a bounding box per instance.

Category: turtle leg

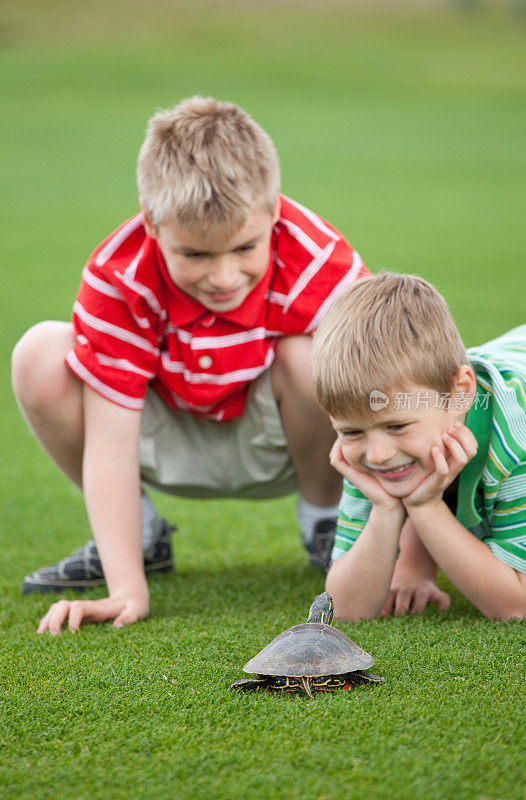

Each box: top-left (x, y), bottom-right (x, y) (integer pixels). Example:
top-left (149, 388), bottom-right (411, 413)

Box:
top-left (300, 677), bottom-right (314, 698)
top-left (331, 672), bottom-right (385, 689)
top-left (312, 675), bottom-right (355, 691)
top-left (230, 677), bottom-right (270, 692)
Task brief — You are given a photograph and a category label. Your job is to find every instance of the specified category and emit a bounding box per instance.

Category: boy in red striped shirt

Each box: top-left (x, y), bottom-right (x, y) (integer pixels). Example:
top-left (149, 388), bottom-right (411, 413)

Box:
top-left (12, 97), bottom-right (368, 634)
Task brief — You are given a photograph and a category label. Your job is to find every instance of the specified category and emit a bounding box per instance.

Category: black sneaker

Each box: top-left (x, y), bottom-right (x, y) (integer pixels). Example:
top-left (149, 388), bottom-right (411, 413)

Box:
top-left (305, 518), bottom-right (336, 573)
top-left (21, 520), bottom-right (176, 594)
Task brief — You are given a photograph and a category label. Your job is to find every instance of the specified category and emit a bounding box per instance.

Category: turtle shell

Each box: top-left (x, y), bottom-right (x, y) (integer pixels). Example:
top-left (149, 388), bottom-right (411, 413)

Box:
top-left (243, 623), bottom-right (374, 678)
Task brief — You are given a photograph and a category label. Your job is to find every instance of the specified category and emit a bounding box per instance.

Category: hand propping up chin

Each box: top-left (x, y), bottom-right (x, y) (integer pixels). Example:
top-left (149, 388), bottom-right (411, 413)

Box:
top-left (403, 422), bottom-right (478, 510)
top-left (329, 439), bottom-right (404, 513)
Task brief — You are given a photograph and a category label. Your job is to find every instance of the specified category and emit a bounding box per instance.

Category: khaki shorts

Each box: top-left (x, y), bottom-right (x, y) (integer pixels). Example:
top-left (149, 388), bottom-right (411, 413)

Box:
top-left (139, 370), bottom-right (297, 499)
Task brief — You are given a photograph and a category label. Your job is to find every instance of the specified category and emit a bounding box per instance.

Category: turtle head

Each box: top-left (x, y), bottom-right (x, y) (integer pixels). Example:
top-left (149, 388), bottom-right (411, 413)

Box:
top-left (306, 592), bottom-right (334, 625)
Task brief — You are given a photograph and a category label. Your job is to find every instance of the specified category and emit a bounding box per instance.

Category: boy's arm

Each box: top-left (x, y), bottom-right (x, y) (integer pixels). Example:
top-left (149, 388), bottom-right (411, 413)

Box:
top-left (325, 440), bottom-right (406, 622)
top-left (326, 506), bottom-right (406, 622)
top-left (380, 518), bottom-right (450, 617)
top-left (38, 385), bottom-right (149, 634)
top-left (406, 503), bottom-right (526, 620)
top-left (403, 423), bottom-right (526, 620)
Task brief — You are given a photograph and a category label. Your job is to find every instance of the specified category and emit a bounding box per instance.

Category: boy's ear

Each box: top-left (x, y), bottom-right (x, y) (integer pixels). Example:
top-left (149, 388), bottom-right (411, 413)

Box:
top-left (450, 365), bottom-right (477, 414)
top-left (140, 200), bottom-right (157, 240)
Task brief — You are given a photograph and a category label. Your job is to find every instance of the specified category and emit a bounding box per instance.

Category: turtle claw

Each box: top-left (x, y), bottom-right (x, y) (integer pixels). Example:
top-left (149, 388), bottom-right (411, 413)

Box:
top-left (358, 672), bottom-right (385, 683)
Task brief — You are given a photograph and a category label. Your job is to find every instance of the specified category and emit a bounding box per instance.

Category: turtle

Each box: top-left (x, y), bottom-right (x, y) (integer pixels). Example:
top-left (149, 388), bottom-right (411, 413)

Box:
top-left (230, 592), bottom-right (384, 697)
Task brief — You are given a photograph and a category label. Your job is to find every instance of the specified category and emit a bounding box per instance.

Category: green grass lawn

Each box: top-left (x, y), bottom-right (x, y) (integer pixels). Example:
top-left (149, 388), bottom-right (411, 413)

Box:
top-left (1, 2), bottom-right (525, 798)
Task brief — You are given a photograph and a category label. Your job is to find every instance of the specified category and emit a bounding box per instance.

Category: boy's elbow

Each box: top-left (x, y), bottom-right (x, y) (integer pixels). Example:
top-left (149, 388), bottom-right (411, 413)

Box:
top-left (325, 568), bottom-right (348, 617)
top-left (325, 570), bottom-right (376, 623)
top-left (477, 598), bottom-right (526, 622)
top-left (475, 570), bottom-right (526, 621)
top-left (333, 605), bottom-right (376, 624)
top-left (485, 605), bottom-right (525, 622)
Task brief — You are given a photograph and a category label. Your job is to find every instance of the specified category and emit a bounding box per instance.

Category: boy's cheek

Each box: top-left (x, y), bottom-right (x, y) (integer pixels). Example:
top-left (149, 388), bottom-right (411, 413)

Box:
top-left (341, 451), bottom-right (365, 472)
top-left (353, 464), bottom-right (381, 482)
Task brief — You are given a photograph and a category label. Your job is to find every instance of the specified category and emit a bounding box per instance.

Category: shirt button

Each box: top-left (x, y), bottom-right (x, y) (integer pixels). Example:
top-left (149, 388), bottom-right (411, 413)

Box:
top-left (198, 355), bottom-right (213, 369)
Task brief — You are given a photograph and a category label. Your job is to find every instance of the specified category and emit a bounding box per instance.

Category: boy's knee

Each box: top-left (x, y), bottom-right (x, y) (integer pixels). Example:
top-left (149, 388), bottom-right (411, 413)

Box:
top-left (274, 335), bottom-right (312, 366)
top-left (12, 321), bottom-right (76, 410)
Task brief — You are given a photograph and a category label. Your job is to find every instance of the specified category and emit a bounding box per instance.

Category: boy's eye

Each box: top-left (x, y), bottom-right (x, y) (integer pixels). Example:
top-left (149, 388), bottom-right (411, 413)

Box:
top-left (340, 430), bottom-right (362, 439)
top-left (387, 424), bottom-right (408, 432)
top-left (235, 244), bottom-right (255, 253)
top-left (185, 252), bottom-right (205, 259)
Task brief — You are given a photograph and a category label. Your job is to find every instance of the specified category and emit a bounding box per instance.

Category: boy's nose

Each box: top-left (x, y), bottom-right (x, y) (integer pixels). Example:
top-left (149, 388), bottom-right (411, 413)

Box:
top-left (208, 258), bottom-right (239, 291)
top-left (365, 434), bottom-right (396, 466)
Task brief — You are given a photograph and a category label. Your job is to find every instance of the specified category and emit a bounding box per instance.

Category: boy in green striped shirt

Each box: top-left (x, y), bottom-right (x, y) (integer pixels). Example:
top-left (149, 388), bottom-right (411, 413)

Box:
top-left (312, 273), bottom-right (526, 621)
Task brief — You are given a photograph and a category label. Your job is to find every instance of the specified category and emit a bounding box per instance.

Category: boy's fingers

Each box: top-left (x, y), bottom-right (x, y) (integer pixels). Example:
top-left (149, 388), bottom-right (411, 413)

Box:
top-left (443, 433), bottom-right (469, 467)
top-left (48, 599), bottom-right (72, 636)
top-left (112, 610), bottom-right (137, 629)
top-left (329, 442), bottom-right (353, 479)
top-left (383, 584), bottom-right (451, 617)
top-left (113, 598), bottom-right (149, 628)
top-left (79, 598), bottom-right (128, 625)
top-left (411, 589), bottom-right (430, 614)
top-left (37, 598), bottom-right (116, 635)
top-left (37, 603), bottom-right (56, 633)
top-left (380, 590), bottom-right (395, 617)
top-left (414, 587), bottom-right (450, 614)
top-left (450, 425), bottom-right (478, 460)
top-left (68, 600), bottom-right (89, 632)
top-left (329, 443), bottom-right (367, 486)
top-left (394, 589), bottom-right (412, 616)
top-left (431, 446), bottom-right (449, 475)
top-left (329, 439), bottom-right (341, 463)
top-left (37, 600), bottom-right (63, 634)
top-left (435, 590), bottom-right (451, 611)
top-left (329, 439), bottom-right (348, 472)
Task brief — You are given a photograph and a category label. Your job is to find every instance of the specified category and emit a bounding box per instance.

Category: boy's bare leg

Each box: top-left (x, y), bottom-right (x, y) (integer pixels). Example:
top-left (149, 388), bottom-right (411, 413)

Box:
top-left (11, 321), bottom-right (84, 487)
top-left (11, 321), bottom-right (173, 596)
top-left (271, 335), bottom-right (341, 506)
top-left (271, 336), bottom-right (341, 569)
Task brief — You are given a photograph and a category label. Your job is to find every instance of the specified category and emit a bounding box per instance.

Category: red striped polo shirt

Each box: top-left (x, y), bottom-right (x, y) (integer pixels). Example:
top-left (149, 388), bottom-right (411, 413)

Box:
top-left (66, 195), bottom-right (368, 420)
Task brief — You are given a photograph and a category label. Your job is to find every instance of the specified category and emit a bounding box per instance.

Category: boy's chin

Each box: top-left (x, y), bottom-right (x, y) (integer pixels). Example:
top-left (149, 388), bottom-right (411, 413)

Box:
top-left (377, 484), bottom-right (412, 499)
top-left (377, 470), bottom-right (430, 500)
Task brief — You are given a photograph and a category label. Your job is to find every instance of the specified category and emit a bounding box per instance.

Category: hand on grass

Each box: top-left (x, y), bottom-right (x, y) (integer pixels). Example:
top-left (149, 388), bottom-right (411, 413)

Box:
top-left (403, 422), bottom-right (478, 510)
top-left (381, 573), bottom-right (450, 617)
top-left (330, 439), bottom-right (405, 513)
top-left (37, 590), bottom-right (150, 635)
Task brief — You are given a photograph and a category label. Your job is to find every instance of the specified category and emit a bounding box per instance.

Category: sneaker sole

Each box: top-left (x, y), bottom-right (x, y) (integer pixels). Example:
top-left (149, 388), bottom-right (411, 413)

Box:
top-left (21, 558), bottom-right (174, 595)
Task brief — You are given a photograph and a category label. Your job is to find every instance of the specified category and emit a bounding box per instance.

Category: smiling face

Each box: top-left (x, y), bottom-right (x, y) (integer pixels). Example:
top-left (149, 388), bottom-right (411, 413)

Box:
top-left (143, 203), bottom-right (279, 313)
top-left (330, 381), bottom-right (471, 498)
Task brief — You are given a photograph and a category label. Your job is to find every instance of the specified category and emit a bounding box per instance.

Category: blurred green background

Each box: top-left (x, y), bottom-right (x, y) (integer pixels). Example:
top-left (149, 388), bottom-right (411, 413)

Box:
top-left (1, 2), bottom-right (525, 799)
top-left (2, 0), bottom-right (526, 351)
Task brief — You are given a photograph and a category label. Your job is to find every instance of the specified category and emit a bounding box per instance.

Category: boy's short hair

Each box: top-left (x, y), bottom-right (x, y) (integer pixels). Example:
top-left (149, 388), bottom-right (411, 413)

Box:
top-left (312, 272), bottom-right (468, 419)
top-left (137, 96), bottom-right (280, 232)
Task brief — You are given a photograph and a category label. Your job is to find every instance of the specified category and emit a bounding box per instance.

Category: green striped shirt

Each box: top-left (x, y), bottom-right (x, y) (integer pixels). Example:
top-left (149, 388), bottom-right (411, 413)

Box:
top-left (333, 325), bottom-right (526, 574)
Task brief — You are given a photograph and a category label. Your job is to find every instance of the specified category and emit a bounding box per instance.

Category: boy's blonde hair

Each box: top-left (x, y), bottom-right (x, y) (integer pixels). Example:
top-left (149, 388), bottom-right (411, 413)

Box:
top-left (137, 96), bottom-right (280, 232)
top-left (312, 272), bottom-right (468, 419)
